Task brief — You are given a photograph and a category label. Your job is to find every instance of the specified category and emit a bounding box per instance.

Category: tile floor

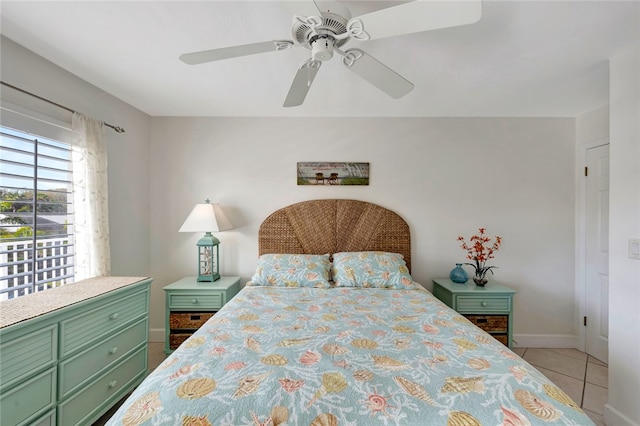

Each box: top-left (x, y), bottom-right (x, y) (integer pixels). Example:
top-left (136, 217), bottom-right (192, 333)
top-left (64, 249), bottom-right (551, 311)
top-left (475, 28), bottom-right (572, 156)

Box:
top-left (96, 344), bottom-right (608, 425)
top-left (512, 347), bottom-right (608, 426)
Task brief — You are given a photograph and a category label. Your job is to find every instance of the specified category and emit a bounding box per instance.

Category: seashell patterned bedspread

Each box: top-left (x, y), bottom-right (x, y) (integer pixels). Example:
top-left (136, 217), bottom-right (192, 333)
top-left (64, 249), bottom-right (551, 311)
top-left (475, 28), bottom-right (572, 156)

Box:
top-left (106, 286), bottom-right (594, 426)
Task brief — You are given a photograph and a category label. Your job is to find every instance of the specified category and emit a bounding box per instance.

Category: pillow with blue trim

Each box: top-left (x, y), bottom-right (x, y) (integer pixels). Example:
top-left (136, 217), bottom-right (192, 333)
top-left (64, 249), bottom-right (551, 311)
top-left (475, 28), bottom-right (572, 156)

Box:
top-left (249, 253), bottom-right (331, 288)
top-left (332, 251), bottom-right (415, 289)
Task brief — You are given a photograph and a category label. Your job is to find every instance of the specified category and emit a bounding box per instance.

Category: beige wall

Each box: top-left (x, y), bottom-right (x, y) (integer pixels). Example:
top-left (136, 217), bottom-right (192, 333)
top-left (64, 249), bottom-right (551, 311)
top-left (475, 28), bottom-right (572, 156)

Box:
top-left (148, 116), bottom-right (577, 347)
top-left (605, 44), bottom-right (640, 426)
top-left (0, 36), bottom-right (152, 279)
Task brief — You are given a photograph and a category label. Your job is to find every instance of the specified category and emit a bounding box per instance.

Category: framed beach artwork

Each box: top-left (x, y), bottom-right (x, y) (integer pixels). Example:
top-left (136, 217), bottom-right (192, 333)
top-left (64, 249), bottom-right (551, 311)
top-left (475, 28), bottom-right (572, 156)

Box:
top-left (297, 162), bottom-right (370, 186)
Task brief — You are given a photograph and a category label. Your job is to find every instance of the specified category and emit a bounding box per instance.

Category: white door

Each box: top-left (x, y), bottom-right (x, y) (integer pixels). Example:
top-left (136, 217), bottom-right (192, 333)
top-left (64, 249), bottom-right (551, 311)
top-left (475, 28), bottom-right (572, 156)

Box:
top-left (585, 144), bottom-right (609, 363)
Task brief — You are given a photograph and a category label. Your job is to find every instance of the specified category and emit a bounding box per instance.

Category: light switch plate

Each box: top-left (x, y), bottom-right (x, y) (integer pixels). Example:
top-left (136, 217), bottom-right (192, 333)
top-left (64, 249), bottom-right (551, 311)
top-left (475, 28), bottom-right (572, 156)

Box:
top-left (630, 239), bottom-right (640, 260)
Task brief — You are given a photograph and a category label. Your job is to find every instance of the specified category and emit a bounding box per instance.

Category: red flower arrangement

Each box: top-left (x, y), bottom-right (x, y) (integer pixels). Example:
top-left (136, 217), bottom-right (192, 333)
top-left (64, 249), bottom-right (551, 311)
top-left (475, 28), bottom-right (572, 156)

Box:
top-left (457, 228), bottom-right (502, 286)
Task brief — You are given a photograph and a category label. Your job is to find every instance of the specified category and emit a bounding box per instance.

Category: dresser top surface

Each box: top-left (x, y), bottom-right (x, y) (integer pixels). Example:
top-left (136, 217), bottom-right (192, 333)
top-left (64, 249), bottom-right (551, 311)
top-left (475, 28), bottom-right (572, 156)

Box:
top-left (0, 276), bottom-right (151, 328)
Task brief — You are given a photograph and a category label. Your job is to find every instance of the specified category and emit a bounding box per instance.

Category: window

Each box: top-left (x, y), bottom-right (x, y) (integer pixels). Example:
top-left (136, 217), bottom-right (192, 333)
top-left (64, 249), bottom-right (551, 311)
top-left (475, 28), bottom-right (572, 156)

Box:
top-left (0, 126), bottom-right (75, 300)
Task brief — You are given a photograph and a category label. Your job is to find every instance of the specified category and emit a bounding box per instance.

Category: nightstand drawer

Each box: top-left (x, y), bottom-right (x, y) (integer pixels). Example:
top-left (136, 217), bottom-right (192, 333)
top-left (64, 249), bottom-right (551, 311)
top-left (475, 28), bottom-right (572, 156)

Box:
top-left (169, 333), bottom-right (193, 349)
top-left (58, 318), bottom-right (147, 399)
top-left (493, 334), bottom-right (509, 346)
top-left (60, 289), bottom-right (148, 357)
top-left (457, 296), bottom-right (511, 312)
top-left (169, 293), bottom-right (222, 310)
top-left (465, 315), bottom-right (508, 333)
top-left (170, 312), bottom-right (215, 330)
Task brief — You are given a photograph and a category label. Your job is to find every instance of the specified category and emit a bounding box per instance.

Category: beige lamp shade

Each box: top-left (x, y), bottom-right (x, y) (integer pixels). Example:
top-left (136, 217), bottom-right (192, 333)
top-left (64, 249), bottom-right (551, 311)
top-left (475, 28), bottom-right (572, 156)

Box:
top-left (179, 200), bottom-right (232, 282)
top-left (179, 200), bottom-right (233, 233)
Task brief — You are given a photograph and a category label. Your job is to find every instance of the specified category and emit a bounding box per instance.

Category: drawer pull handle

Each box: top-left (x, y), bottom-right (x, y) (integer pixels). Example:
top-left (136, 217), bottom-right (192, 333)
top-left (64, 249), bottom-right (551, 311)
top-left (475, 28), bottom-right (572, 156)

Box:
top-left (108, 380), bottom-right (117, 388)
top-left (191, 299), bottom-right (198, 304)
top-left (109, 346), bottom-right (118, 355)
top-left (481, 301), bottom-right (488, 307)
top-left (110, 313), bottom-right (119, 320)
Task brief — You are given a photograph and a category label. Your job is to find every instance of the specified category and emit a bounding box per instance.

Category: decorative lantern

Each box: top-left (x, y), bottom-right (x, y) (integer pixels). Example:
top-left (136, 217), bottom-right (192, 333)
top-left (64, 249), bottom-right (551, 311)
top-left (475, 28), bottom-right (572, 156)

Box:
top-left (179, 199), bottom-right (233, 282)
top-left (196, 232), bottom-right (220, 282)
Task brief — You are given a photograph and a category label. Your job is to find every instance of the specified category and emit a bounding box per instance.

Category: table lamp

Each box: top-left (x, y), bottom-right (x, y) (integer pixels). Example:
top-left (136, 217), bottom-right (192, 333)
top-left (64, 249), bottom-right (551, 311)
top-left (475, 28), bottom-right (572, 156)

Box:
top-left (179, 199), bottom-right (233, 282)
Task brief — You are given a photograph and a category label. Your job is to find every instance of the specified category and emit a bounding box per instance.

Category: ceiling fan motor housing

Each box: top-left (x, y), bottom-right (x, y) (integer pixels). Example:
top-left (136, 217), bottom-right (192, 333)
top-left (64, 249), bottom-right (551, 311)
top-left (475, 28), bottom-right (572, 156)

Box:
top-left (311, 35), bottom-right (334, 61)
top-left (292, 12), bottom-right (349, 50)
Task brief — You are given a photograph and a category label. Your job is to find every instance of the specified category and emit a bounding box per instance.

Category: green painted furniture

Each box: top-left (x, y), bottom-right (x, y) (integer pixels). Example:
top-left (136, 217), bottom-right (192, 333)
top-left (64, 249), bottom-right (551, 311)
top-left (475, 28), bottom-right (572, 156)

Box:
top-left (432, 278), bottom-right (516, 348)
top-left (0, 276), bottom-right (152, 426)
top-left (164, 276), bottom-right (240, 355)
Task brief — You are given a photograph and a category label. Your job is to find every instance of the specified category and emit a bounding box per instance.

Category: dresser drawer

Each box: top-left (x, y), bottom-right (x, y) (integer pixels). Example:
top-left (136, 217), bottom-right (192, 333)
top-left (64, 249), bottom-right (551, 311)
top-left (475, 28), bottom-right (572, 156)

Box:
top-left (58, 348), bottom-right (147, 426)
top-left (168, 293), bottom-right (222, 310)
top-left (59, 318), bottom-right (148, 399)
top-left (31, 410), bottom-right (55, 426)
top-left (0, 367), bottom-right (56, 426)
top-left (60, 288), bottom-right (148, 357)
top-left (456, 296), bottom-right (511, 312)
top-left (0, 325), bottom-right (56, 390)
top-left (170, 312), bottom-right (215, 330)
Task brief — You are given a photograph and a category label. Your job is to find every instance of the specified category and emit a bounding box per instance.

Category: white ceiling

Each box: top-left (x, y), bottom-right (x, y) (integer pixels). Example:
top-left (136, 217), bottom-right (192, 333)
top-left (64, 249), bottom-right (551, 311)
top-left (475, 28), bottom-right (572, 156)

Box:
top-left (1, 1), bottom-right (638, 117)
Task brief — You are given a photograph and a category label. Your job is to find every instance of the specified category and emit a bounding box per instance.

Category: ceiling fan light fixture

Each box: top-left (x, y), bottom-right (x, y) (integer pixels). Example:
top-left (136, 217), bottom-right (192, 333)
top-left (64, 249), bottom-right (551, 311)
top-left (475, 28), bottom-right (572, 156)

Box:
top-left (310, 35), bottom-right (334, 61)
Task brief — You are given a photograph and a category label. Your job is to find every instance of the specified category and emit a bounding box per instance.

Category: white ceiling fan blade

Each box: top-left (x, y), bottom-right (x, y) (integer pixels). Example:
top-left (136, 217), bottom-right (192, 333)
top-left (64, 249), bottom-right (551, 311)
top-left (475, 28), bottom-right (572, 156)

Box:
top-left (349, 0), bottom-right (482, 41)
top-left (179, 40), bottom-right (293, 65)
top-left (342, 49), bottom-right (414, 99)
top-left (283, 59), bottom-right (322, 107)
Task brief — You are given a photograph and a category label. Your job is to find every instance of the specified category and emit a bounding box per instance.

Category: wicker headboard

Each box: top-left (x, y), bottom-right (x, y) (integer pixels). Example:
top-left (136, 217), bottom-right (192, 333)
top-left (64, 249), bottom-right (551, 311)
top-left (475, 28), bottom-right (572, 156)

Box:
top-left (258, 199), bottom-right (411, 271)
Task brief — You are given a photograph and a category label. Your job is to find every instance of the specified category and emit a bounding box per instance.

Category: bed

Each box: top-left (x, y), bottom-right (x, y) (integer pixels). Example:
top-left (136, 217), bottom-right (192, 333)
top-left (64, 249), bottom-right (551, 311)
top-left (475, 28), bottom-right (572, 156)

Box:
top-left (106, 199), bottom-right (594, 426)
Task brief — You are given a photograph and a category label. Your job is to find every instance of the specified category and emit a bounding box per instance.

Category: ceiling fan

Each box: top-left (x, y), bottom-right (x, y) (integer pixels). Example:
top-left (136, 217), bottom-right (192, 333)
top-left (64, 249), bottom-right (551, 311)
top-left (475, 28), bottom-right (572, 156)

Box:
top-left (179, 0), bottom-right (482, 107)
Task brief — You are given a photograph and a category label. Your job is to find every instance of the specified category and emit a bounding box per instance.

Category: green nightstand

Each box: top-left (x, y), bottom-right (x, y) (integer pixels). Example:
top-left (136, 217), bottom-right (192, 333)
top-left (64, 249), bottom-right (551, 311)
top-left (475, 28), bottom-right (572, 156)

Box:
top-left (432, 278), bottom-right (516, 348)
top-left (164, 276), bottom-right (240, 354)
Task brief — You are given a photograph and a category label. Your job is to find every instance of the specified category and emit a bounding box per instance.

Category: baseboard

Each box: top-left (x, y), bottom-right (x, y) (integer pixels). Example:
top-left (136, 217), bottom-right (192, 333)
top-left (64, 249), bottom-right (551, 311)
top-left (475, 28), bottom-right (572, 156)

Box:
top-left (149, 328), bottom-right (165, 342)
top-left (604, 404), bottom-right (640, 426)
top-left (513, 334), bottom-right (578, 349)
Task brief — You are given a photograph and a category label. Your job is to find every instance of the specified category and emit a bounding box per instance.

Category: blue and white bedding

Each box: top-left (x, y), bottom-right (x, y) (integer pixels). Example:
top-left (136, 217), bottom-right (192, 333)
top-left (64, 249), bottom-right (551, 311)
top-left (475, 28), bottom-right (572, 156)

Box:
top-left (106, 285), bottom-right (593, 425)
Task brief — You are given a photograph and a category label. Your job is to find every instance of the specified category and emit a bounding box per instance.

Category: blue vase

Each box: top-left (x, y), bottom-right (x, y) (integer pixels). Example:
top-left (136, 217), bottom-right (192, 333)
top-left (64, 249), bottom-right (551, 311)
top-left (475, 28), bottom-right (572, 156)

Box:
top-left (449, 263), bottom-right (469, 283)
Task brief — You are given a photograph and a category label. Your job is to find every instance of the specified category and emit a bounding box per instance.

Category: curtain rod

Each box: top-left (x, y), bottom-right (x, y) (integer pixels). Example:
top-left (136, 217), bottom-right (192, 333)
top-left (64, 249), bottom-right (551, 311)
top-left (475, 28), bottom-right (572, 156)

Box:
top-left (1, 81), bottom-right (125, 133)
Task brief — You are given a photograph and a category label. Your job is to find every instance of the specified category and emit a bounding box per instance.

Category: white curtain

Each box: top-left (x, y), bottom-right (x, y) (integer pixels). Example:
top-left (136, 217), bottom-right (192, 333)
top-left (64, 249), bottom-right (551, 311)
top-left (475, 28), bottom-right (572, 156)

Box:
top-left (71, 112), bottom-right (110, 280)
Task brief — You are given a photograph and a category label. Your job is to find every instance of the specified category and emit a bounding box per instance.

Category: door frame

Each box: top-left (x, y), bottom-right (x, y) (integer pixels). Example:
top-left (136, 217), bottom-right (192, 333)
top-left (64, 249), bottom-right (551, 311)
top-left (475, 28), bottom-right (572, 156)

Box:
top-left (575, 138), bottom-right (609, 353)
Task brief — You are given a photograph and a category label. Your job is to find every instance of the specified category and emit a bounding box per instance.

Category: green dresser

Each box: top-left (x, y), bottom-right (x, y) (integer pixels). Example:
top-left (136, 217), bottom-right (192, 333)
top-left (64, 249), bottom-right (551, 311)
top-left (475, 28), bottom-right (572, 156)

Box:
top-left (0, 276), bottom-right (152, 426)
top-left (432, 278), bottom-right (516, 348)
